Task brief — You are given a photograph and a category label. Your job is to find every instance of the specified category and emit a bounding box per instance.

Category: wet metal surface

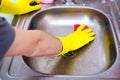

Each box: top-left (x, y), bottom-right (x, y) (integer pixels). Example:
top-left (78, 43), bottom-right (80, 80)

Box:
top-left (23, 7), bottom-right (117, 75)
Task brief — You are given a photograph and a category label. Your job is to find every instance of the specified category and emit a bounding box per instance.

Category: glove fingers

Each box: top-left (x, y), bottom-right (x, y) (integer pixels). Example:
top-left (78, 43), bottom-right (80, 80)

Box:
top-left (82, 28), bottom-right (93, 34)
top-left (76, 24), bottom-right (86, 32)
top-left (29, 4), bottom-right (41, 11)
top-left (86, 32), bottom-right (95, 37)
top-left (80, 39), bottom-right (92, 47)
top-left (86, 36), bottom-right (95, 42)
top-left (88, 36), bottom-right (95, 42)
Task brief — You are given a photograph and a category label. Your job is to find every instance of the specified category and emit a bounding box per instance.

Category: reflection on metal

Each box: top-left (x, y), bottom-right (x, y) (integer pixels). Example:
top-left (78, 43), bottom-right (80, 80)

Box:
top-left (23, 7), bottom-right (117, 75)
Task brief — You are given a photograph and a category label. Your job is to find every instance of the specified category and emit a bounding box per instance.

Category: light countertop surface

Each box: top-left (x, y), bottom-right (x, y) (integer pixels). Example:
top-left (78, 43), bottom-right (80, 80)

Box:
top-left (0, 13), bottom-right (14, 24)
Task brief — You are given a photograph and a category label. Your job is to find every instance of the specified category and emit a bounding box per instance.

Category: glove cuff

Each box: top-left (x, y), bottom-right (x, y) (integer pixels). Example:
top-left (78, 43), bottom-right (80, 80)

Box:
top-left (55, 37), bottom-right (69, 56)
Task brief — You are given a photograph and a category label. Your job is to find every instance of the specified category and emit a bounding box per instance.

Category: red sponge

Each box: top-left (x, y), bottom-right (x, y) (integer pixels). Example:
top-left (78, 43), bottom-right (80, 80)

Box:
top-left (74, 24), bottom-right (89, 31)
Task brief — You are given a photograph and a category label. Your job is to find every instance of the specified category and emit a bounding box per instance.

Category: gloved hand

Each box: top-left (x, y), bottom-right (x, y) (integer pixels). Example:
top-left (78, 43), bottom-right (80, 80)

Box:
top-left (0, 0), bottom-right (41, 15)
top-left (56, 24), bottom-right (95, 56)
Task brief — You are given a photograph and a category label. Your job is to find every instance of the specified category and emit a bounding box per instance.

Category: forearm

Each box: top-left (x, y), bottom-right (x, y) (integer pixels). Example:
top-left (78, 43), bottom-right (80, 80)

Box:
top-left (6, 28), bottom-right (62, 57)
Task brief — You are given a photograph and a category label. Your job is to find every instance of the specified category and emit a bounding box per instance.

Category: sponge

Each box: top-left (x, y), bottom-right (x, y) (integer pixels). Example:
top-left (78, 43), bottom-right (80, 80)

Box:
top-left (74, 24), bottom-right (89, 31)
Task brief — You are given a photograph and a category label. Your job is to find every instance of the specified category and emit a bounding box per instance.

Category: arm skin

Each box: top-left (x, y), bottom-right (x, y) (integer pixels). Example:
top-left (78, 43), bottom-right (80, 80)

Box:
top-left (5, 28), bottom-right (62, 57)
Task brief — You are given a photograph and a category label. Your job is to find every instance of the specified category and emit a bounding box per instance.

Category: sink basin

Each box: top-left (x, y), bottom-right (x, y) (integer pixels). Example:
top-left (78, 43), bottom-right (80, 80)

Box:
top-left (23, 6), bottom-right (117, 76)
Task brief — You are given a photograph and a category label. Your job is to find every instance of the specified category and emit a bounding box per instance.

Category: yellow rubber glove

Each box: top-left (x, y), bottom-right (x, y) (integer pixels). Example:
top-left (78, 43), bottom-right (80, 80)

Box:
top-left (56, 24), bottom-right (95, 56)
top-left (0, 0), bottom-right (41, 15)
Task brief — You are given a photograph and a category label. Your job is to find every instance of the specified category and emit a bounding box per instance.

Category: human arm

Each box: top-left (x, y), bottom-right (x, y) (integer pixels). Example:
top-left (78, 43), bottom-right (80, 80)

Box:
top-left (0, 18), bottom-right (95, 58)
top-left (5, 28), bottom-right (62, 57)
top-left (0, 17), bottom-right (62, 59)
top-left (6, 24), bottom-right (95, 57)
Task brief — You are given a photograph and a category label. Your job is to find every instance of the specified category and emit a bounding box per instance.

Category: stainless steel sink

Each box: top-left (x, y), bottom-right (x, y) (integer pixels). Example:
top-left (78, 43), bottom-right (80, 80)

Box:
top-left (1, 0), bottom-right (120, 80)
top-left (22, 6), bottom-right (118, 76)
